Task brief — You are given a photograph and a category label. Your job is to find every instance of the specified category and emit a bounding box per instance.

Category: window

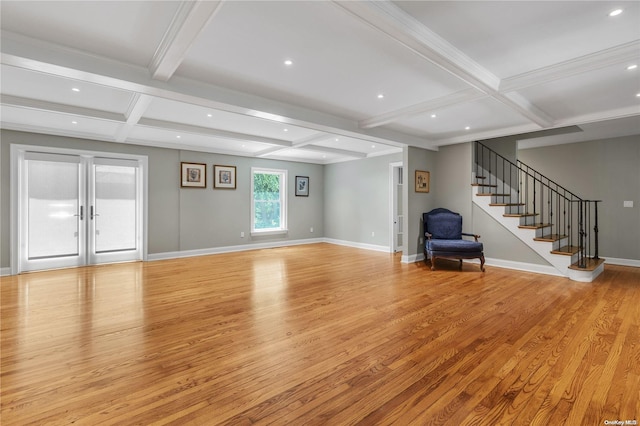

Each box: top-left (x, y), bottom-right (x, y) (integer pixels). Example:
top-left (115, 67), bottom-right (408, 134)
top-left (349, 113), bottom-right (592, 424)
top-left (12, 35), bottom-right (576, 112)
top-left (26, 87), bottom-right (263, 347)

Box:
top-left (251, 167), bottom-right (287, 234)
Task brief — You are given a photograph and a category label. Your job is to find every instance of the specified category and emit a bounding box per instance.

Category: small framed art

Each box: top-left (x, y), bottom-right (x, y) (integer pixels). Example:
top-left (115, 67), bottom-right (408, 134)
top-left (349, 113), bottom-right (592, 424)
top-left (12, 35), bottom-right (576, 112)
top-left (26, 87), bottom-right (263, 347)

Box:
top-left (295, 176), bottom-right (309, 196)
top-left (181, 162), bottom-right (206, 188)
top-left (214, 165), bottom-right (237, 189)
top-left (415, 170), bottom-right (430, 193)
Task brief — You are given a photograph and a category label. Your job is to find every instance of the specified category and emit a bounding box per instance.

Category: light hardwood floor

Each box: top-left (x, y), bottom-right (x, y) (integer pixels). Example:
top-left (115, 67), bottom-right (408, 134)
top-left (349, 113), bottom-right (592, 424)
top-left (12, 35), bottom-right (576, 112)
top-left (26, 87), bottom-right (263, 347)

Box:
top-left (1, 243), bottom-right (639, 425)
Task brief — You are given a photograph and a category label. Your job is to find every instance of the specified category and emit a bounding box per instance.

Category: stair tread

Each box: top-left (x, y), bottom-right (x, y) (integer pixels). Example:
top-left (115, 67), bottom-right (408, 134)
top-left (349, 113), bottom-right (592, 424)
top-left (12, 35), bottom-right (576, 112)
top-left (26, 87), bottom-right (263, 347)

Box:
top-left (551, 245), bottom-right (580, 256)
top-left (471, 183), bottom-right (498, 187)
top-left (533, 234), bottom-right (568, 242)
top-left (490, 203), bottom-right (524, 206)
top-left (518, 223), bottom-right (553, 229)
top-left (504, 213), bottom-right (538, 217)
top-left (476, 193), bottom-right (511, 197)
top-left (568, 258), bottom-right (605, 271)
top-left (475, 176), bottom-right (487, 180)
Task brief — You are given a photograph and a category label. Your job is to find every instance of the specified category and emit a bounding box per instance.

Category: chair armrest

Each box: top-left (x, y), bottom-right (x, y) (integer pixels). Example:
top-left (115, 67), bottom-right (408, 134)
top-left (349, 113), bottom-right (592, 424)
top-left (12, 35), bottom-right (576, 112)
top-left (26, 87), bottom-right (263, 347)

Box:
top-left (462, 232), bottom-right (481, 242)
top-left (425, 232), bottom-right (433, 240)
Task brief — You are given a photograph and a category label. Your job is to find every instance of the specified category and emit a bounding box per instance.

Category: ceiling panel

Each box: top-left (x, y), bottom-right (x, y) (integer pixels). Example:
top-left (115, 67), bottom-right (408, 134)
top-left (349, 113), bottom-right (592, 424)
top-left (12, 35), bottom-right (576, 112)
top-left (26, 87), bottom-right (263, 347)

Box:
top-left (1, 65), bottom-right (133, 114)
top-left (176, 0), bottom-right (469, 120)
top-left (395, 1), bottom-right (640, 78)
top-left (388, 97), bottom-right (533, 138)
top-left (143, 97), bottom-right (319, 142)
top-left (518, 63), bottom-right (640, 120)
top-left (0, 1), bottom-right (181, 67)
top-left (128, 125), bottom-right (273, 155)
top-left (1, 104), bottom-right (123, 137)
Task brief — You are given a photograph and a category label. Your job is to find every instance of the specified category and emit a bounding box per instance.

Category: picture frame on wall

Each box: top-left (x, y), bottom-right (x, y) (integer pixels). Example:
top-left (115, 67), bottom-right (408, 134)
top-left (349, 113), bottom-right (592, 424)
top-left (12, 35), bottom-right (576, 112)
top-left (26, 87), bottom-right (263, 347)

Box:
top-left (213, 165), bottom-right (237, 189)
top-left (295, 176), bottom-right (309, 197)
top-left (181, 162), bottom-right (206, 188)
top-left (415, 170), bottom-right (430, 193)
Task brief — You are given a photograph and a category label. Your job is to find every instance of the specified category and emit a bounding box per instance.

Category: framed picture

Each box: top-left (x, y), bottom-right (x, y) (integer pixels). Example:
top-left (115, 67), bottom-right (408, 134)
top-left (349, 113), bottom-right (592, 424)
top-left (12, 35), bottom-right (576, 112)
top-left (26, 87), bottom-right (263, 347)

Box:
top-left (181, 162), bottom-right (206, 188)
top-left (415, 170), bottom-right (430, 193)
top-left (213, 165), bottom-right (236, 189)
top-left (295, 176), bottom-right (309, 197)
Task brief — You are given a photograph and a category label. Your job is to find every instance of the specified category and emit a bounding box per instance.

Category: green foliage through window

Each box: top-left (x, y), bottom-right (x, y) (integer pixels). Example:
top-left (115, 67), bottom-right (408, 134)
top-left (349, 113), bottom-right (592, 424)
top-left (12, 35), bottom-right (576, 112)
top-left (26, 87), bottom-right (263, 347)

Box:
top-left (252, 171), bottom-right (285, 231)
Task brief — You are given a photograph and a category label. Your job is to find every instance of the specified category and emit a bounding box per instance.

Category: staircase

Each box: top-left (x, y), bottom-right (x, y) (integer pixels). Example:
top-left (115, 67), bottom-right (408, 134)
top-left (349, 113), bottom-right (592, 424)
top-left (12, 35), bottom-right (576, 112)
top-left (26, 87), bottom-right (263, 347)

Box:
top-left (472, 142), bottom-right (605, 282)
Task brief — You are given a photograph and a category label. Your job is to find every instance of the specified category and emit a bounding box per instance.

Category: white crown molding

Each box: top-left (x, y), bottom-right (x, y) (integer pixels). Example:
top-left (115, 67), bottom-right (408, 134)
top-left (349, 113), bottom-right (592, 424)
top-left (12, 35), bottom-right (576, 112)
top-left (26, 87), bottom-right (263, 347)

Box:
top-left (149, 1), bottom-right (224, 81)
top-left (501, 40), bottom-right (640, 93)
top-left (0, 121), bottom-right (119, 143)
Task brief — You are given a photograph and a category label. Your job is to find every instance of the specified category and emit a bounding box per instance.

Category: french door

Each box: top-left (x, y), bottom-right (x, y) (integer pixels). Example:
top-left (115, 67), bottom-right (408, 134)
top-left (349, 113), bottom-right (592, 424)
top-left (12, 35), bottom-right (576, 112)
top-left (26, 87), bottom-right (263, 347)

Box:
top-left (16, 150), bottom-right (145, 273)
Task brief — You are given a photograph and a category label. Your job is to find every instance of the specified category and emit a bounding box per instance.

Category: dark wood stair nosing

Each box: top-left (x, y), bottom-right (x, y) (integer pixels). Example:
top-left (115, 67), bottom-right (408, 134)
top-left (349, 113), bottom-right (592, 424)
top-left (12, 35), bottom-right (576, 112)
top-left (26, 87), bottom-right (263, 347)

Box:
top-left (471, 183), bottom-right (498, 188)
top-left (476, 193), bottom-right (511, 197)
top-left (490, 203), bottom-right (524, 207)
top-left (504, 213), bottom-right (538, 217)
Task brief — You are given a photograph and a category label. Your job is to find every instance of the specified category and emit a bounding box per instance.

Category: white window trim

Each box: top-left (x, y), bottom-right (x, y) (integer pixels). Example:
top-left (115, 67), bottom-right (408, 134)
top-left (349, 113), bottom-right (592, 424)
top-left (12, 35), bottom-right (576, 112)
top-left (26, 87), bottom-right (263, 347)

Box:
top-left (251, 167), bottom-right (288, 236)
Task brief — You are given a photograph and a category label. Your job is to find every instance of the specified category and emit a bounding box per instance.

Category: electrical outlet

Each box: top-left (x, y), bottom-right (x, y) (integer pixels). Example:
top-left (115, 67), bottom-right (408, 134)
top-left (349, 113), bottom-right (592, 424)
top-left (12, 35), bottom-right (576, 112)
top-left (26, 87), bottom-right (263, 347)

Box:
top-left (623, 201), bottom-right (634, 208)
top-left (310, 227), bottom-right (314, 233)
top-left (371, 231), bottom-right (375, 237)
top-left (240, 231), bottom-right (245, 238)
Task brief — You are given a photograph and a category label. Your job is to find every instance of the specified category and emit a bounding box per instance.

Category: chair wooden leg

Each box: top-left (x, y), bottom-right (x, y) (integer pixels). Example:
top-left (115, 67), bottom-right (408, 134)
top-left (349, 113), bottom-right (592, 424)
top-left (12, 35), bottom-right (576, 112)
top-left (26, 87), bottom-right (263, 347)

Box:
top-left (459, 259), bottom-right (463, 270)
top-left (480, 255), bottom-right (485, 272)
top-left (430, 255), bottom-right (436, 271)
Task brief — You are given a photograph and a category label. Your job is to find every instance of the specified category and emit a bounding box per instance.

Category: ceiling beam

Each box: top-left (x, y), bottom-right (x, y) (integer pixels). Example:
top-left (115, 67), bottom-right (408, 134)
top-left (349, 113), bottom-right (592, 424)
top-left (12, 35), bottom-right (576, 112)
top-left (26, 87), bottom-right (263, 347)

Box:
top-left (254, 132), bottom-right (334, 158)
top-left (115, 93), bottom-right (154, 142)
top-left (1, 94), bottom-right (125, 122)
top-left (149, 1), bottom-right (224, 81)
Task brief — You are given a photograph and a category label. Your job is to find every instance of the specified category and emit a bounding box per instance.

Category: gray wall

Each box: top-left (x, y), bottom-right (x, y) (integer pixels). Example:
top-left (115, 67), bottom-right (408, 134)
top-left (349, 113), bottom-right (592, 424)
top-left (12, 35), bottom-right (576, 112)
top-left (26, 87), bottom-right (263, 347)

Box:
top-left (1, 130), bottom-right (323, 268)
top-left (324, 152), bottom-right (401, 248)
top-left (518, 135), bottom-right (640, 261)
top-left (404, 146), bottom-right (437, 256)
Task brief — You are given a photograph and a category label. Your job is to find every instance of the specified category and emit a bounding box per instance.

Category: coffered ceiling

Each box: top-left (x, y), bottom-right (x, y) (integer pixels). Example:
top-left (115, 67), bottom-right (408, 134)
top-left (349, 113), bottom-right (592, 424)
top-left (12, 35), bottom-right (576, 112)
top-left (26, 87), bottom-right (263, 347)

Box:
top-left (1, 1), bottom-right (639, 164)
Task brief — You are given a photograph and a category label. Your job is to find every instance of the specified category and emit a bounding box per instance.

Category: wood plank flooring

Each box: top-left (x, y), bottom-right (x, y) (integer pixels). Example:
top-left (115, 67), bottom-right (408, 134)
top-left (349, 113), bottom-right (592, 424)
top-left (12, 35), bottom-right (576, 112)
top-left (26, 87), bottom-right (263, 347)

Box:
top-left (1, 243), bottom-right (639, 425)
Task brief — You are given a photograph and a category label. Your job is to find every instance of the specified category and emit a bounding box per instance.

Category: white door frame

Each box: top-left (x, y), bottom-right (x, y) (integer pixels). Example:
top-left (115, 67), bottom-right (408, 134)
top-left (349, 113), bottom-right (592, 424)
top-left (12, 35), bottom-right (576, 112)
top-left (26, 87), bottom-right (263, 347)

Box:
top-left (389, 161), bottom-right (404, 253)
top-left (10, 144), bottom-right (148, 275)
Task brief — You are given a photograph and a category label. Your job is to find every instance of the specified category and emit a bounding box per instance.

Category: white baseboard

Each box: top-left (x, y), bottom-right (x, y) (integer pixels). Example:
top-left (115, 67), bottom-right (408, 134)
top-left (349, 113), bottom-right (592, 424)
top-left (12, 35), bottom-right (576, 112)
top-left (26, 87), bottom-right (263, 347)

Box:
top-left (0, 267), bottom-right (11, 277)
top-left (148, 238), bottom-right (326, 261)
top-left (603, 257), bottom-right (640, 268)
top-left (402, 253), bottom-right (424, 263)
top-left (480, 257), bottom-right (565, 277)
top-left (322, 238), bottom-right (390, 253)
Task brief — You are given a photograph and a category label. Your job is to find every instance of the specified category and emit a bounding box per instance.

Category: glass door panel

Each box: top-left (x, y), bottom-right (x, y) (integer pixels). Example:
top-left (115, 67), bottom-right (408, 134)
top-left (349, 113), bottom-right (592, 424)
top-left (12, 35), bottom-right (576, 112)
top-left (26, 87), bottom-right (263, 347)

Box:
top-left (89, 158), bottom-right (141, 265)
top-left (22, 153), bottom-right (85, 271)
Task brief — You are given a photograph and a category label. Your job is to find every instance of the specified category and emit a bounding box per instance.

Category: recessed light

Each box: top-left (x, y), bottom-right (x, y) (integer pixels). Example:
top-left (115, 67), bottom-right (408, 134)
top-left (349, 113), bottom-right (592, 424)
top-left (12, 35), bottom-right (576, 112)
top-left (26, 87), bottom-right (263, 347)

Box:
top-left (71, 121), bottom-right (78, 124)
top-left (207, 113), bottom-right (212, 117)
top-left (283, 128), bottom-right (289, 132)
top-left (335, 138), bottom-right (339, 142)
top-left (431, 114), bottom-right (437, 118)
top-left (371, 145), bottom-right (376, 149)
top-left (636, 93), bottom-right (640, 97)
top-left (71, 88), bottom-right (80, 92)
top-left (627, 64), bottom-right (638, 70)
top-left (176, 135), bottom-right (181, 139)
top-left (284, 59), bottom-right (293, 66)
top-left (377, 94), bottom-right (384, 99)
top-left (465, 126), bottom-right (471, 130)
top-left (609, 8), bottom-right (623, 16)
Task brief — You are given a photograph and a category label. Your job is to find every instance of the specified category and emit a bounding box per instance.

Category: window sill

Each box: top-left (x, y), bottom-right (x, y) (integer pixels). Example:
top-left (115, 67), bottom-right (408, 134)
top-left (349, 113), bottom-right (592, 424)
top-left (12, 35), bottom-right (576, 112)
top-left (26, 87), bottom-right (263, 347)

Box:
top-left (251, 229), bottom-right (288, 237)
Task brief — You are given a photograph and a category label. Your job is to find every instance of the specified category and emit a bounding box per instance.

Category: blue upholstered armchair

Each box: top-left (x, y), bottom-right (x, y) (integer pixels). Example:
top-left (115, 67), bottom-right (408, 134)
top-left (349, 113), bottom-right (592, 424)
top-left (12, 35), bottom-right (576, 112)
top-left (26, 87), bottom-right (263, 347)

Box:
top-left (423, 208), bottom-right (485, 271)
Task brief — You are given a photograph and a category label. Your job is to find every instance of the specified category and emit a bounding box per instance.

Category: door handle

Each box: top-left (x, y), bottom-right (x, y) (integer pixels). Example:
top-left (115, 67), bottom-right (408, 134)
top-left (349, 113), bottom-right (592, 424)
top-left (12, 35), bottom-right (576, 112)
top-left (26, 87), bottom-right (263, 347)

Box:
top-left (90, 206), bottom-right (100, 220)
top-left (74, 206), bottom-right (84, 220)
